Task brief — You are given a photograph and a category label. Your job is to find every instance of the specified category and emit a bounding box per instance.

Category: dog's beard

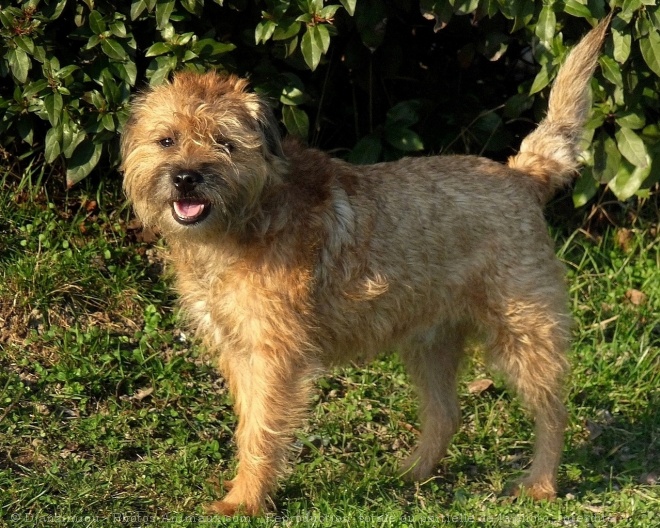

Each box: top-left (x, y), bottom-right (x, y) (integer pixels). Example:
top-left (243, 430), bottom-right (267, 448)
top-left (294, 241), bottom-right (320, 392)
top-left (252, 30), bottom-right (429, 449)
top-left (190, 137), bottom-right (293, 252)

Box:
top-left (161, 168), bottom-right (266, 236)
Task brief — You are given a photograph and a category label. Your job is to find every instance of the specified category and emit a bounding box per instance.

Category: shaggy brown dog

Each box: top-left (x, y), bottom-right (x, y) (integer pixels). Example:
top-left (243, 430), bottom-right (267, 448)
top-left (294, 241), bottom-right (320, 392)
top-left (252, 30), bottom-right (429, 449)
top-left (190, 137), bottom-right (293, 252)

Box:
top-left (121, 20), bottom-right (609, 516)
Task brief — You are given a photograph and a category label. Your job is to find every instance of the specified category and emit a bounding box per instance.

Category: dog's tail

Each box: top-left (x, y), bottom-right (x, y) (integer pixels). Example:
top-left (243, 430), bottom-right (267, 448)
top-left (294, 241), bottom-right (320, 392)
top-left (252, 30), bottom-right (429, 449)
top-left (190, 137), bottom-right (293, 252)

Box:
top-left (507, 16), bottom-right (610, 203)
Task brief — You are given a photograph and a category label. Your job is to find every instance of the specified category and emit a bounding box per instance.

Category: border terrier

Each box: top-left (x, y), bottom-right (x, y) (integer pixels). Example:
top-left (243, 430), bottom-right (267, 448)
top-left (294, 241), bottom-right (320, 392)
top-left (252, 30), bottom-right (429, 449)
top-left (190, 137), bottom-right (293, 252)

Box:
top-left (121, 20), bottom-right (609, 516)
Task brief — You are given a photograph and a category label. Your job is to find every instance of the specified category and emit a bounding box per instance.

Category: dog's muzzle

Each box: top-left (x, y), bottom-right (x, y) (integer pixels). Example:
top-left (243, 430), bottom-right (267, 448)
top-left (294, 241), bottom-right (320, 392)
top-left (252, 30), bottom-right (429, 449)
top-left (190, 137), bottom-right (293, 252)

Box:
top-left (170, 170), bottom-right (211, 225)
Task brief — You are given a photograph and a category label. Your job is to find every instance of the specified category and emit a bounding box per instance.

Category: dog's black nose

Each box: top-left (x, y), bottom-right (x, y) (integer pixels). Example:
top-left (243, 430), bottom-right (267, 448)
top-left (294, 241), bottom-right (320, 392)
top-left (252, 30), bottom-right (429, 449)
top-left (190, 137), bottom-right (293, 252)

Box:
top-left (172, 171), bottom-right (202, 194)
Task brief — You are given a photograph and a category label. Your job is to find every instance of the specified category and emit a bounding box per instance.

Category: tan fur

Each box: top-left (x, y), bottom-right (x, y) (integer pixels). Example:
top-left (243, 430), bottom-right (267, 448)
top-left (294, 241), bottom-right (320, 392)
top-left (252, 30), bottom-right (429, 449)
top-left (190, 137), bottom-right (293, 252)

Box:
top-left (120, 20), bottom-right (609, 516)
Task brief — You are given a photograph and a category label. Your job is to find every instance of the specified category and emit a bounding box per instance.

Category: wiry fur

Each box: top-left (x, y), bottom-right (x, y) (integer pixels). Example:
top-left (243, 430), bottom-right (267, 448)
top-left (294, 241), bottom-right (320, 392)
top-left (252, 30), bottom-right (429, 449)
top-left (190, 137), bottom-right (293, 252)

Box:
top-left (508, 16), bottom-right (610, 200)
top-left (120, 20), bottom-right (609, 516)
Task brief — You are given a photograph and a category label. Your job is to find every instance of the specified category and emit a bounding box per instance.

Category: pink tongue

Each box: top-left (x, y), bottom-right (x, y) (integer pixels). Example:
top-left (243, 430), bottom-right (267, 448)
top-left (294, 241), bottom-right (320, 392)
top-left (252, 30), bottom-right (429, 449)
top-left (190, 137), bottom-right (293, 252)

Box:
top-left (174, 201), bottom-right (205, 218)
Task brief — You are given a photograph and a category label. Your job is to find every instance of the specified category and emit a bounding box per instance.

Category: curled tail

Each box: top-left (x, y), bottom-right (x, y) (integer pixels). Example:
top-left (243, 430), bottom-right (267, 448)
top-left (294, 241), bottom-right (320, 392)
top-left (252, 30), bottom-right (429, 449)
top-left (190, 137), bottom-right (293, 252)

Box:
top-left (508, 16), bottom-right (611, 203)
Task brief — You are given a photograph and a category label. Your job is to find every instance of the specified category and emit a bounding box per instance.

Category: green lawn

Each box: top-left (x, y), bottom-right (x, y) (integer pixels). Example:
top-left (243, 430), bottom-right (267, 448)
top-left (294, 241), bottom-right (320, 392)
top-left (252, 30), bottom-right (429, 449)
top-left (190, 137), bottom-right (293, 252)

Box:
top-left (1, 167), bottom-right (658, 527)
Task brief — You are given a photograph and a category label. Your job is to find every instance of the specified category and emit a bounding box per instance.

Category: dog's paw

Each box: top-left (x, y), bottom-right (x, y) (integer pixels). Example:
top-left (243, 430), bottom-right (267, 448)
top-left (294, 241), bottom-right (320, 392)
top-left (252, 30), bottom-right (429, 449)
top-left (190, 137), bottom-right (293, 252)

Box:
top-left (398, 454), bottom-right (435, 483)
top-left (204, 499), bottom-right (261, 517)
top-left (205, 476), bottom-right (235, 494)
top-left (505, 477), bottom-right (557, 501)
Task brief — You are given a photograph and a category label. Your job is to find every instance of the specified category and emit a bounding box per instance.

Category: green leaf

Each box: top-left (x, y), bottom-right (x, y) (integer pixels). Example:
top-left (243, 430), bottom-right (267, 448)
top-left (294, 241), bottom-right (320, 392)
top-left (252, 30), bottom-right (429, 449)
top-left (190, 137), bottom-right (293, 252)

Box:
top-left (102, 113), bottom-right (115, 132)
top-left (182, 50), bottom-right (197, 62)
top-left (479, 31), bottom-right (509, 61)
top-left (84, 35), bottom-right (101, 50)
top-left (15, 35), bottom-right (35, 54)
top-left (273, 21), bottom-right (301, 41)
top-left (43, 0), bottom-right (67, 20)
top-left (88, 10), bottom-right (106, 34)
top-left (453, 0), bottom-right (480, 16)
top-left (282, 106), bottom-right (309, 139)
top-left (599, 55), bottom-right (623, 88)
top-left (503, 93), bottom-right (533, 119)
top-left (110, 20), bottom-right (128, 38)
top-left (573, 166), bottom-right (599, 207)
top-left (535, 4), bottom-right (556, 45)
top-left (296, 13), bottom-right (314, 24)
top-left (651, 5), bottom-right (660, 30)
top-left (193, 39), bottom-right (235, 57)
top-left (45, 125), bottom-right (62, 164)
top-left (110, 61), bottom-right (137, 86)
top-left (386, 100), bottom-right (421, 128)
top-left (148, 56), bottom-right (177, 86)
top-left (175, 32), bottom-right (194, 47)
top-left (511, 1), bottom-right (535, 32)
top-left (319, 5), bottom-right (341, 19)
top-left (384, 126), bottom-right (424, 152)
top-left (0, 10), bottom-right (12, 29)
top-left (616, 127), bottom-right (649, 168)
top-left (563, 0), bottom-right (593, 19)
top-left (280, 86), bottom-right (305, 106)
top-left (130, 0), bottom-right (148, 20)
top-left (284, 35), bottom-right (299, 57)
top-left (145, 42), bottom-right (173, 57)
top-left (609, 157), bottom-right (651, 200)
top-left (17, 114), bottom-right (34, 146)
top-left (255, 20), bottom-right (276, 44)
top-left (101, 38), bottom-right (128, 61)
top-left (44, 92), bottom-right (64, 127)
top-left (23, 79), bottom-right (49, 99)
top-left (593, 132), bottom-right (622, 183)
top-left (156, 0), bottom-right (175, 30)
top-left (301, 27), bottom-right (323, 70)
top-left (180, 0), bottom-right (203, 16)
top-left (348, 134), bottom-right (382, 164)
top-left (639, 28), bottom-right (660, 77)
top-left (9, 48), bottom-right (30, 83)
top-left (420, 0), bottom-right (453, 31)
top-left (316, 24), bottom-right (330, 54)
top-left (612, 22), bottom-right (632, 63)
top-left (616, 111), bottom-right (645, 130)
top-left (66, 140), bottom-right (103, 187)
top-left (529, 62), bottom-right (553, 95)
top-left (621, 0), bottom-right (643, 17)
top-left (56, 65), bottom-right (80, 80)
top-left (339, 0), bottom-right (356, 16)
top-left (101, 71), bottom-right (123, 104)
top-left (62, 120), bottom-right (86, 158)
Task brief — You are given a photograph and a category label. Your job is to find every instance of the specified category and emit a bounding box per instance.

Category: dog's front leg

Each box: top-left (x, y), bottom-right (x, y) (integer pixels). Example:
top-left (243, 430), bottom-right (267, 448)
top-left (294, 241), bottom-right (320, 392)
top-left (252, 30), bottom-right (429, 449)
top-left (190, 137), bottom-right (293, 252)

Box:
top-left (205, 350), bottom-right (316, 516)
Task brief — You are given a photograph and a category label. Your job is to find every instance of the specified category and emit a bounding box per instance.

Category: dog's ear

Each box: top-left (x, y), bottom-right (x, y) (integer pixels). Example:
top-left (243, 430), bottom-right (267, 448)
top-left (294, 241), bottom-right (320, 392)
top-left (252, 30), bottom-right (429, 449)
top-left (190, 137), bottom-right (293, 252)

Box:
top-left (243, 95), bottom-right (285, 159)
top-left (223, 75), bottom-right (283, 158)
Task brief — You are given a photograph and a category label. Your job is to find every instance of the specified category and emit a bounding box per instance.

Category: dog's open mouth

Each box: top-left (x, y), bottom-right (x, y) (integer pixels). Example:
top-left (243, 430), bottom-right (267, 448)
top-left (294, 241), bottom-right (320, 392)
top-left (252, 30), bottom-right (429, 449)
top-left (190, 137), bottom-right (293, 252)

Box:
top-left (172, 200), bottom-right (211, 225)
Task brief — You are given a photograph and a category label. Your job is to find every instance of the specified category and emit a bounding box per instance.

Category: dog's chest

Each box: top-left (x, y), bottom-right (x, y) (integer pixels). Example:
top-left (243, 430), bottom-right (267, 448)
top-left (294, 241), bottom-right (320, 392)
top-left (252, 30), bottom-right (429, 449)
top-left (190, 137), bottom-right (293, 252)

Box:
top-left (176, 259), bottom-right (313, 356)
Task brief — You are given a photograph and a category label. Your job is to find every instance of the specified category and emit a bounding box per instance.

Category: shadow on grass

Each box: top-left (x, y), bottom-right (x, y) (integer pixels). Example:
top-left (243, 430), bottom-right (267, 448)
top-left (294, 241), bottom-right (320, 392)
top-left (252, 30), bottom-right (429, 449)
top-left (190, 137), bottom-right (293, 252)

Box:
top-left (564, 391), bottom-right (659, 497)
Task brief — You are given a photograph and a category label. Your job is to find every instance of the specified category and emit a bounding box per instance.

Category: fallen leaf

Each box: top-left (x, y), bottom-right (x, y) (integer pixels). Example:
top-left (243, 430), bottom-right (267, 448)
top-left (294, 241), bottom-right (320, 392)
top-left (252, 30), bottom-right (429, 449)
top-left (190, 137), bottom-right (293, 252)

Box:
top-left (136, 226), bottom-right (159, 244)
top-left (467, 378), bottom-right (494, 395)
top-left (639, 472), bottom-right (658, 485)
top-left (585, 419), bottom-right (603, 441)
top-left (132, 387), bottom-right (154, 401)
top-left (625, 289), bottom-right (647, 306)
top-left (614, 228), bottom-right (633, 252)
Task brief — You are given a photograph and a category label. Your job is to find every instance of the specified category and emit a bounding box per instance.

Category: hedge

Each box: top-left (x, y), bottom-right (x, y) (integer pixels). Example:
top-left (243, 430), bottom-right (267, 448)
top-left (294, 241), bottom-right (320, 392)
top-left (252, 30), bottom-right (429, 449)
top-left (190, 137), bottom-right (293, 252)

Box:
top-left (1, 0), bottom-right (659, 204)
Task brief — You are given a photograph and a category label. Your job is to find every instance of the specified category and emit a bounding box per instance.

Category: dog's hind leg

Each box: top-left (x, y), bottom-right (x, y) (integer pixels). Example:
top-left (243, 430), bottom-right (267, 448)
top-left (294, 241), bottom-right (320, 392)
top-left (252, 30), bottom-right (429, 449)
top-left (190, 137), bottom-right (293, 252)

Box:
top-left (484, 293), bottom-right (570, 500)
top-left (399, 325), bottom-right (465, 482)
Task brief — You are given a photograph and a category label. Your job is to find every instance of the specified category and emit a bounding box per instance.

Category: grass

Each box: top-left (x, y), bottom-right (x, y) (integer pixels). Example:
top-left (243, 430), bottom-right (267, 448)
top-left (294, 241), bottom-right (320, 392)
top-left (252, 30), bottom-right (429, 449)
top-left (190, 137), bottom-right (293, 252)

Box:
top-left (0, 164), bottom-right (658, 527)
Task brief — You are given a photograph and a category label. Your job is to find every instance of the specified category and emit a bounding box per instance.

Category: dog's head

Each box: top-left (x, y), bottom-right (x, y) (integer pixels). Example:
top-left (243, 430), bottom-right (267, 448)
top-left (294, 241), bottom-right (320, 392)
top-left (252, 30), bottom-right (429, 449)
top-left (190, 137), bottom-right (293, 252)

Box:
top-left (120, 71), bottom-right (285, 237)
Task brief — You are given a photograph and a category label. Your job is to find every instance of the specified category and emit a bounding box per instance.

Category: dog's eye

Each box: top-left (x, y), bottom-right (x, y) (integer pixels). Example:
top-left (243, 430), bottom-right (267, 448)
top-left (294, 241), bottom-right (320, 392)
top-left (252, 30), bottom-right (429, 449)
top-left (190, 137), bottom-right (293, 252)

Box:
top-left (159, 137), bottom-right (175, 148)
top-left (214, 138), bottom-right (234, 154)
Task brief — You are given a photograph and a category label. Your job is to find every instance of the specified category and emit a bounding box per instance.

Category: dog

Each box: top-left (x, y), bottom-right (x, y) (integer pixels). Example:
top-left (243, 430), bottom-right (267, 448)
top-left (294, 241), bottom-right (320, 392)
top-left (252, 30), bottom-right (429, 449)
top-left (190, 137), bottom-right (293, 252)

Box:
top-left (120, 19), bottom-right (609, 516)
